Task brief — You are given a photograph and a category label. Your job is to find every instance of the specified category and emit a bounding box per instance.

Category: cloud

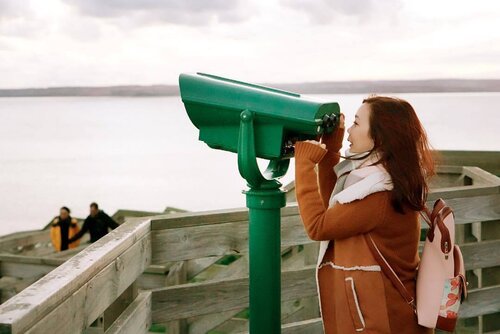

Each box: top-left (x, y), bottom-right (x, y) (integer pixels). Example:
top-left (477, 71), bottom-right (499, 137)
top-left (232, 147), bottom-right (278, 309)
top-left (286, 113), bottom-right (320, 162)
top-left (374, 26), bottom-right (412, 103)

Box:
top-left (0, 1), bottom-right (42, 38)
top-left (0, 1), bottom-right (32, 21)
top-left (62, 0), bottom-right (254, 26)
top-left (281, 0), bottom-right (402, 24)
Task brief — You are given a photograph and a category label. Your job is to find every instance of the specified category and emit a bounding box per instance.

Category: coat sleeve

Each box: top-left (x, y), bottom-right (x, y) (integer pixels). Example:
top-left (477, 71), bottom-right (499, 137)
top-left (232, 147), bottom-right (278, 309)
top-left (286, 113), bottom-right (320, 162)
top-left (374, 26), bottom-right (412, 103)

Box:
top-left (50, 219), bottom-right (60, 251)
top-left (102, 211), bottom-right (119, 230)
top-left (294, 141), bottom-right (389, 241)
top-left (69, 219), bottom-right (81, 248)
top-left (317, 128), bottom-right (344, 208)
top-left (69, 219), bottom-right (89, 243)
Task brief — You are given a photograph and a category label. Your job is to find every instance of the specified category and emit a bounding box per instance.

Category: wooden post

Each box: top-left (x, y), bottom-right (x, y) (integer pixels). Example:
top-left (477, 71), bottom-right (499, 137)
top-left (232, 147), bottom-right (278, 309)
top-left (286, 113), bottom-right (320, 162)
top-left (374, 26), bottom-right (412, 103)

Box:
top-left (165, 261), bottom-right (188, 334)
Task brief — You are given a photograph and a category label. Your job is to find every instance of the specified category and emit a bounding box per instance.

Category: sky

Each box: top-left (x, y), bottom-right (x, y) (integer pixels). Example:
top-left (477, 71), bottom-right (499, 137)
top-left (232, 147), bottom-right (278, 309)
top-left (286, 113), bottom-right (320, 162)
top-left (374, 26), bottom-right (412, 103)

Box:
top-left (0, 0), bottom-right (500, 88)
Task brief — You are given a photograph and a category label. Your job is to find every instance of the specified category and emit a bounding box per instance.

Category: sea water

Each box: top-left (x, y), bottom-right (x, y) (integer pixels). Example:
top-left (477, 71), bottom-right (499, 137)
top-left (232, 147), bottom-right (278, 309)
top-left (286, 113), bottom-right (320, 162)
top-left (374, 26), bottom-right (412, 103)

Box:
top-left (0, 93), bottom-right (499, 235)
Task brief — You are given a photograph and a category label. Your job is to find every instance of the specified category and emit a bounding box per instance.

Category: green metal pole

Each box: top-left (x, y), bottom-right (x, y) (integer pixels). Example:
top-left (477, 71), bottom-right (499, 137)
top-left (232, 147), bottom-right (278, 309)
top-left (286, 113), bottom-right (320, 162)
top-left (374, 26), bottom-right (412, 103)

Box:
top-left (245, 188), bottom-right (286, 334)
top-left (236, 110), bottom-right (289, 333)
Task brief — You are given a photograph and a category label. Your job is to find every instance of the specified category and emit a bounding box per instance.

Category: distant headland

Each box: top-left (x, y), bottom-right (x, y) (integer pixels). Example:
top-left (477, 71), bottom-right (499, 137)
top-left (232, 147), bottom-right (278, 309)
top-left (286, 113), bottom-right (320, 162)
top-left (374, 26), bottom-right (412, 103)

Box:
top-left (1, 79), bottom-right (500, 97)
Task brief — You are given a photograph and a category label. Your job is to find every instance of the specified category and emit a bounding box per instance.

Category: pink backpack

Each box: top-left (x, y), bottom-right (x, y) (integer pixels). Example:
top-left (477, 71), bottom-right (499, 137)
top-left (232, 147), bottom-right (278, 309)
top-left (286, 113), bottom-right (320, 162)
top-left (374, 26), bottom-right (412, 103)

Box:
top-left (365, 198), bottom-right (468, 332)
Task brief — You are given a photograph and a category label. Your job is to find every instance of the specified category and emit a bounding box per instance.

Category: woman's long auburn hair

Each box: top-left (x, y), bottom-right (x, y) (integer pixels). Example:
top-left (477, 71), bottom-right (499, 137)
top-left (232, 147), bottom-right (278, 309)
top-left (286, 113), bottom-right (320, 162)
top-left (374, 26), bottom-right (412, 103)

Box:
top-left (363, 96), bottom-right (435, 213)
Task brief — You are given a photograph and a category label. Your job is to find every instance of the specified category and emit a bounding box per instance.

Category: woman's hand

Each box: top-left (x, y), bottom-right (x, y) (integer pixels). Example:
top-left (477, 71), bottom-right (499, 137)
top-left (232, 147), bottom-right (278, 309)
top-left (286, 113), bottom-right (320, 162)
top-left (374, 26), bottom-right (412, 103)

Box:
top-left (318, 113), bottom-right (345, 151)
top-left (338, 113), bottom-right (345, 129)
top-left (295, 113), bottom-right (344, 159)
top-left (304, 140), bottom-right (326, 149)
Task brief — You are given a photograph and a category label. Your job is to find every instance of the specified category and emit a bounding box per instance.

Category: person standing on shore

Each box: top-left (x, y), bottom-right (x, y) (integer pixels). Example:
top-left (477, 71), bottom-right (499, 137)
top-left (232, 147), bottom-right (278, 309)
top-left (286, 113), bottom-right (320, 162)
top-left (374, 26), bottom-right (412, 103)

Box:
top-left (50, 206), bottom-right (81, 252)
top-left (68, 202), bottom-right (119, 244)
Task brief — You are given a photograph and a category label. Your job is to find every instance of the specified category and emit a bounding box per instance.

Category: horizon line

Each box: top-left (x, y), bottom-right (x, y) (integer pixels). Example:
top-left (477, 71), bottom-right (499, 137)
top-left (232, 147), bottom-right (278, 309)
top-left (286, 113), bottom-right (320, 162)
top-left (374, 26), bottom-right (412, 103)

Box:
top-left (1, 77), bottom-right (500, 91)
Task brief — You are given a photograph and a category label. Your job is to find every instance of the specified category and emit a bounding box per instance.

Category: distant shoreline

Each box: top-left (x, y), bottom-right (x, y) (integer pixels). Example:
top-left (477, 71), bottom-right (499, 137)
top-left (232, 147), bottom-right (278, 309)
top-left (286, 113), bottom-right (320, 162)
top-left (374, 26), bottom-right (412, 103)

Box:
top-left (1, 79), bottom-right (500, 97)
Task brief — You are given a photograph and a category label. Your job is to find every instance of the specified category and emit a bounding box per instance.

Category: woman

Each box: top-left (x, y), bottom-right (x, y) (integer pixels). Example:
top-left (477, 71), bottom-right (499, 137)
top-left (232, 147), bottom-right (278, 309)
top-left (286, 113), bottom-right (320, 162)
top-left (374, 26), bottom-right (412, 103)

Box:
top-left (294, 96), bottom-right (434, 333)
top-left (50, 206), bottom-right (81, 252)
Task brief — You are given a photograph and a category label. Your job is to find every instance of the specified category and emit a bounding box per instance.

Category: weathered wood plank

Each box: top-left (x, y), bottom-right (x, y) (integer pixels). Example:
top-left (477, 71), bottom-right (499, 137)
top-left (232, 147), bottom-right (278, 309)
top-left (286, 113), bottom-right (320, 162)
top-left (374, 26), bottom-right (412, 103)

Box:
top-left (217, 296), bottom-right (315, 334)
top-left (0, 278), bottom-right (34, 304)
top-left (186, 257), bottom-right (222, 279)
top-left (281, 318), bottom-right (323, 334)
top-left (165, 261), bottom-right (188, 334)
top-left (463, 166), bottom-right (500, 186)
top-left (0, 218), bottom-right (151, 334)
top-left (136, 273), bottom-right (167, 291)
top-left (151, 207), bottom-right (249, 230)
top-left (433, 165), bottom-right (500, 187)
top-left (0, 264), bottom-right (50, 288)
top-left (46, 242), bottom-right (90, 259)
top-left (0, 230), bottom-right (50, 254)
top-left (435, 165), bottom-right (466, 174)
top-left (0, 255), bottom-right (64, 279)
top-left (151, 214), bottom-right (309, 263)
top-left (151, 194), bottom-right (499, 263)
top-left (103, 282), bottom-right (138, 330)
top-left (105, 291), bottom-right (152, 334)
top-left (151, 219), bottom-right (248, 263)
top-left (152, 265), bottom-right (498, 324)
top-left (285, 164), bottom-right (500, 204)
top-left (188, 247), bottom-right (306, 334)
top-left (151, 205), bottom-right (300, 230)
top-left (0, 254), bottom-right (166, 278)
top-left (428, 185), bottom-right (499, 201)
top-left (434, 194), bottom-right (500, 224)
top-left (0, 256), bottom-right (169, 292)
top-left (460, 285), bottom-right (500, 318)
top-left (25, 233), bottom-right (151, 334)
top-left (437, 151), bottom-right (500, 176)
top-left (184, 256), bottom-right (255, 333)
top-left (0, 223), bottom-right (89, 257)
top-left (151, 265), bottom-right (317, 322)
top-left (461, 240), bottom-right (500, 270)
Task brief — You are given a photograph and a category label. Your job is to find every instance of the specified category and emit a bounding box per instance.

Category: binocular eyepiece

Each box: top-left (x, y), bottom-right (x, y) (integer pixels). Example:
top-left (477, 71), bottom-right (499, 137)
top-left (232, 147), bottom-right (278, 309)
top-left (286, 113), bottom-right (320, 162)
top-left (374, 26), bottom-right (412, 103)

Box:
top-left (281, 113), bottom-right (338, 157)
top-left (321, 113), bottom-right (338, 133)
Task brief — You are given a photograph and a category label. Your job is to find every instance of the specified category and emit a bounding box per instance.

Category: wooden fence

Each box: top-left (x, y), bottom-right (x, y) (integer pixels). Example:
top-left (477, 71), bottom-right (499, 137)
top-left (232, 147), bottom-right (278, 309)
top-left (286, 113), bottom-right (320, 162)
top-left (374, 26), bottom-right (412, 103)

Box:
top-left (0, 218), bottom-right (152, 333)
top-left (0, 164), bottom-right (499, 333)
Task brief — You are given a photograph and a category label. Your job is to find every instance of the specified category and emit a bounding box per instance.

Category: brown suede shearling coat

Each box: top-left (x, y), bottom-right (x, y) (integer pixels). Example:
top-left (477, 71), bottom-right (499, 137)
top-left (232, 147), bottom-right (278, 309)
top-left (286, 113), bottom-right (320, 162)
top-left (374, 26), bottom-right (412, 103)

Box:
top-left (294, 129), bottom-right (433, 334)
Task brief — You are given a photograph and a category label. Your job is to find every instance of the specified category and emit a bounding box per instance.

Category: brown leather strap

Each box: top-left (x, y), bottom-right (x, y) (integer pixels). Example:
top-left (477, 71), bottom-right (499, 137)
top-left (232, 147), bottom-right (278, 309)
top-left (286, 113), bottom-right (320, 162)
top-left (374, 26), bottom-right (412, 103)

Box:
top-left (453, 245), bottom-right (468, 301)
top-left (424, 201), bottom-right (453, 255)
top-left (435, 206), bottom-right (453, 255)
top-left (364, 234), bottom-right (416, 313)
top-left (431, 198), bottom-right (446, 223)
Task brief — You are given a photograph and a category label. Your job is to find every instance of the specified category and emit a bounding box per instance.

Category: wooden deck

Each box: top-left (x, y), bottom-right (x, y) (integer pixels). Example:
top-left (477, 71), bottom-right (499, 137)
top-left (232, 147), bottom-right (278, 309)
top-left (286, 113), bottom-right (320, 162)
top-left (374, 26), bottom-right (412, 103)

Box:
top-left (0, 151), bottom-right (499, 333)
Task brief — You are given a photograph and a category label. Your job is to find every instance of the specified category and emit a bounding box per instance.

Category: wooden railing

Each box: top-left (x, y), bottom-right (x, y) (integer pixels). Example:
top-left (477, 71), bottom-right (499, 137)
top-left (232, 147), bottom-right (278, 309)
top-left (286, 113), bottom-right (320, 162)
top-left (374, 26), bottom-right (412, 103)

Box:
top-left (0, 228), bottom-right (89, 257)
top-left (0, 164), bottom-right (499, 333)
top-left (147, 165), bottom-right (500, 333)
top-left (0, 208), bottom-right (165, 258)
top-left (0, 218), bottom-right (152, 334)
top-left (437, 150), bottom-right (500, 176)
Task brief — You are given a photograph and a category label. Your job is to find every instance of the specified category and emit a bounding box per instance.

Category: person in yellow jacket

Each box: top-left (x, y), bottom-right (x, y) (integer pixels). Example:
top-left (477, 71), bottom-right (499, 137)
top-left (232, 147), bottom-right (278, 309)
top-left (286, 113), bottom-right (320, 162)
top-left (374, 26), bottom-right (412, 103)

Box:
top-left (50, 206), bottom-right (81, 252)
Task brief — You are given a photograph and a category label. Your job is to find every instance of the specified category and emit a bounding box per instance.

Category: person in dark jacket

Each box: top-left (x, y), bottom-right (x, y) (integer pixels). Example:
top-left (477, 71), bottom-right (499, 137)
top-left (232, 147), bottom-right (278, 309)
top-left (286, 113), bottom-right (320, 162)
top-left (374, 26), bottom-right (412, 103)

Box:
top-left (69, 202), bottom-right (119, 243)
top-left (50, 206), bottom-right (81, 252)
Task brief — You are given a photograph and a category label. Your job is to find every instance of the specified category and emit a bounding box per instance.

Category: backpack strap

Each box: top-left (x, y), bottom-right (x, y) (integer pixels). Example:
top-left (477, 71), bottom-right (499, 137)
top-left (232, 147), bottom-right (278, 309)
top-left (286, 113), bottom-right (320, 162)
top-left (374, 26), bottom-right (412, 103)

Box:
top-left (424, 200), bottom-right (454, 258)
top-left (364, 234), bottom-right (417, 314)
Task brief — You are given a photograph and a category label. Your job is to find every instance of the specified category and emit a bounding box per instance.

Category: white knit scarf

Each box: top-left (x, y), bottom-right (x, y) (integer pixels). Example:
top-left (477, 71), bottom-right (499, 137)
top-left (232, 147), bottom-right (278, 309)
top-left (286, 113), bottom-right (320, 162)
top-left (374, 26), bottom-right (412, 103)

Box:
top-left (317, 149), bottom-right (394, 267)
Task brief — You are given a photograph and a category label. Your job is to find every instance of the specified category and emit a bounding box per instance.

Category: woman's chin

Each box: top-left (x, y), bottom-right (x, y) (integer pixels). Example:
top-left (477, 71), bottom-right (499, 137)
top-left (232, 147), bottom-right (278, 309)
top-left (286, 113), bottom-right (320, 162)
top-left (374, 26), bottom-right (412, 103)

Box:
top-left (349, 148), bottom-right (364, 154)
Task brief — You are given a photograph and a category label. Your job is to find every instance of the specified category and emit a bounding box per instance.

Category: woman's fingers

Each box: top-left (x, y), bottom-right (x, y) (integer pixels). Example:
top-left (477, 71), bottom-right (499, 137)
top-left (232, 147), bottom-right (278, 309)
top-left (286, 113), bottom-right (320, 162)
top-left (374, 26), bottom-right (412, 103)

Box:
top-left (304, 140), bottom-right (326, 149)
